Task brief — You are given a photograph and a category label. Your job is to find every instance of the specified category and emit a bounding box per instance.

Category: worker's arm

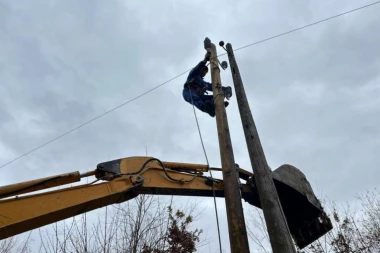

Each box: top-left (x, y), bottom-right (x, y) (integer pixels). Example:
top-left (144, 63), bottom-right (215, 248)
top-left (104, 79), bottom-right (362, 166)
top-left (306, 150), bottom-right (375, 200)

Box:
top-left (188, 60), bottom-right (207, 80)
top-left (188, 52), bottom-right (210, 80)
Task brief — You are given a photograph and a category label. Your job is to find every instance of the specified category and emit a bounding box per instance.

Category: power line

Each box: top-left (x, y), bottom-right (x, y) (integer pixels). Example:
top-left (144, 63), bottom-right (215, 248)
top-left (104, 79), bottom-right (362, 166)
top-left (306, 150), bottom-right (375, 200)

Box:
top-left (1, 1), bottom-right (379, 169)
top-left (232, 1), bottom-right (380, 53)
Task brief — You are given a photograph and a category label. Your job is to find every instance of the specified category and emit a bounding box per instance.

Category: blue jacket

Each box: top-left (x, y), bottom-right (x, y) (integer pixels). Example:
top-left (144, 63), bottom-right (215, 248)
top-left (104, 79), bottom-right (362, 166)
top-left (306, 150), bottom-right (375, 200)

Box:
top-left (184, 60), bottom-right (212, 92)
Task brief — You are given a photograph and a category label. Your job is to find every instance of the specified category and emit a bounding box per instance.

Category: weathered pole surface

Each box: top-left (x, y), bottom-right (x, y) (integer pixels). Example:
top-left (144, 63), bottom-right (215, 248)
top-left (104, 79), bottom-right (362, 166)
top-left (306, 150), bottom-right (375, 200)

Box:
top-left (225, 43), bottom-right (297, 253)
top-left (208, 41), bottom-right (250, 253)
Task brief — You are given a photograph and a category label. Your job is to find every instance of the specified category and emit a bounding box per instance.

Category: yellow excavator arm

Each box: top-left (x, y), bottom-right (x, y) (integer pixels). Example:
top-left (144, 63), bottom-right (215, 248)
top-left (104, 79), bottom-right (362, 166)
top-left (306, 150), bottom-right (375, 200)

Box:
top-left (0, 156), bottom-right (332, 249)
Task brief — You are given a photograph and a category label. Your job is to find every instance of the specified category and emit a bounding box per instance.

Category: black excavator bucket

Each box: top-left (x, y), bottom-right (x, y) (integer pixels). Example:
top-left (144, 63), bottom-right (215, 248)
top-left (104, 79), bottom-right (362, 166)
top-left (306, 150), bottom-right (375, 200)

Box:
top-left (242, 164), bottom-right (333, 249)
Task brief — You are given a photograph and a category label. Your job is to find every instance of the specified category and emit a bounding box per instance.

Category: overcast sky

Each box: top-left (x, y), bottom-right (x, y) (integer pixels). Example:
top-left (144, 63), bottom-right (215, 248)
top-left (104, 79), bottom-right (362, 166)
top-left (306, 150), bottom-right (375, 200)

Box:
top-left (1, 0), bottom-right (380, 252)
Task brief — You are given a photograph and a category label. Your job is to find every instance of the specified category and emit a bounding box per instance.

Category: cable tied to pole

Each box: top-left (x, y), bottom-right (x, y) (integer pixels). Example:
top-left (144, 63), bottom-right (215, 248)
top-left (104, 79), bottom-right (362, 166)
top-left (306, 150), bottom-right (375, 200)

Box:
top-left (187, 87), bottom-right (223, 253)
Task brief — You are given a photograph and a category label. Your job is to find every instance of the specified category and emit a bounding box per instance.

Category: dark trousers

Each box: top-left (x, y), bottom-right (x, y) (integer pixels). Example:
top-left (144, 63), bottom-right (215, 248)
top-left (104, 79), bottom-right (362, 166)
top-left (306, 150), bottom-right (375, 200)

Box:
top-left (183, 88), bottom-right (214, 113)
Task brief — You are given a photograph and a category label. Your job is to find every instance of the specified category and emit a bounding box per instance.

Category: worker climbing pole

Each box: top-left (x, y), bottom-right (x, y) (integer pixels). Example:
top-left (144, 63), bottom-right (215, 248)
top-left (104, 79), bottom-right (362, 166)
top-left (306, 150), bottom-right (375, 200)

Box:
top-left (182, 38), bottom-right (232, 117)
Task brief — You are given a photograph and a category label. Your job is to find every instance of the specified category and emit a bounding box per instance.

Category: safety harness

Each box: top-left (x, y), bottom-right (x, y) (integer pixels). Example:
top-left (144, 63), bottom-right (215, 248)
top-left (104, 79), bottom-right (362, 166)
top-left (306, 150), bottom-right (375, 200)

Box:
top-left (184, 79), bottom-right (208, 95)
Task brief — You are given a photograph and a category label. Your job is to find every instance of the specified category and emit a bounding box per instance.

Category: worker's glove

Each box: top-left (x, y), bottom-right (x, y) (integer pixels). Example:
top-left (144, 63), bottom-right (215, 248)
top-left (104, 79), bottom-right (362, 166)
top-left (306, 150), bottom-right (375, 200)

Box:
top-left (222, 86), bottom-right (232, 100)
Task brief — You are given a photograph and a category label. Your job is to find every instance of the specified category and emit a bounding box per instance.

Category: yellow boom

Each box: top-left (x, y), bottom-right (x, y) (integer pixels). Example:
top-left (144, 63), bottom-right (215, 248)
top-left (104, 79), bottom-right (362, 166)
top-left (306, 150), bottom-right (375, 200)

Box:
top-left (0, 156), bottom-right (332, 249)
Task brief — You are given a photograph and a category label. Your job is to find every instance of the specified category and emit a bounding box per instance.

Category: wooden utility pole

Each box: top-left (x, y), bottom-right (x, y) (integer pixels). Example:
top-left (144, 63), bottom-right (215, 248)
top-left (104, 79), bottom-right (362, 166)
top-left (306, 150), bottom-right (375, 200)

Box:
top-left (225, 43), bottom-right (296, 253)
top-left (205, 39), bottom-right (250, 253)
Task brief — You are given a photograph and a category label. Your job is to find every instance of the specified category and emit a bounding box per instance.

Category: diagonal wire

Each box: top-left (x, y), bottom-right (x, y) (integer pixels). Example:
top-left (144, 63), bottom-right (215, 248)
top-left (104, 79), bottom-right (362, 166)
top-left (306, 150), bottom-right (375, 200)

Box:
top-left (1, 1), bottom-right (379, 169)
top-left (0, 69), bottom-right (191, 169)
top-left (217, 1), bottom-right (380, 57)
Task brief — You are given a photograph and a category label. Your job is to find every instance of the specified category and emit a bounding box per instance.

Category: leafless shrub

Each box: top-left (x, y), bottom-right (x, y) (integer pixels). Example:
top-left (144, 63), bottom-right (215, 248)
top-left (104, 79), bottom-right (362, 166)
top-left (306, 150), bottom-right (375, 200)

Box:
top-left (247, 188), bottom-right (380, 253)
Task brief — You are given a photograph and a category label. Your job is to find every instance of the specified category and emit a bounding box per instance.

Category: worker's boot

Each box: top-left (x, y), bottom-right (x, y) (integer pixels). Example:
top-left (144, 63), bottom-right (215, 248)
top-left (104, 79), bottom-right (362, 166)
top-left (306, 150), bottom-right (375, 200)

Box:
top-left (204, 102), bottom-right (227, 117)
